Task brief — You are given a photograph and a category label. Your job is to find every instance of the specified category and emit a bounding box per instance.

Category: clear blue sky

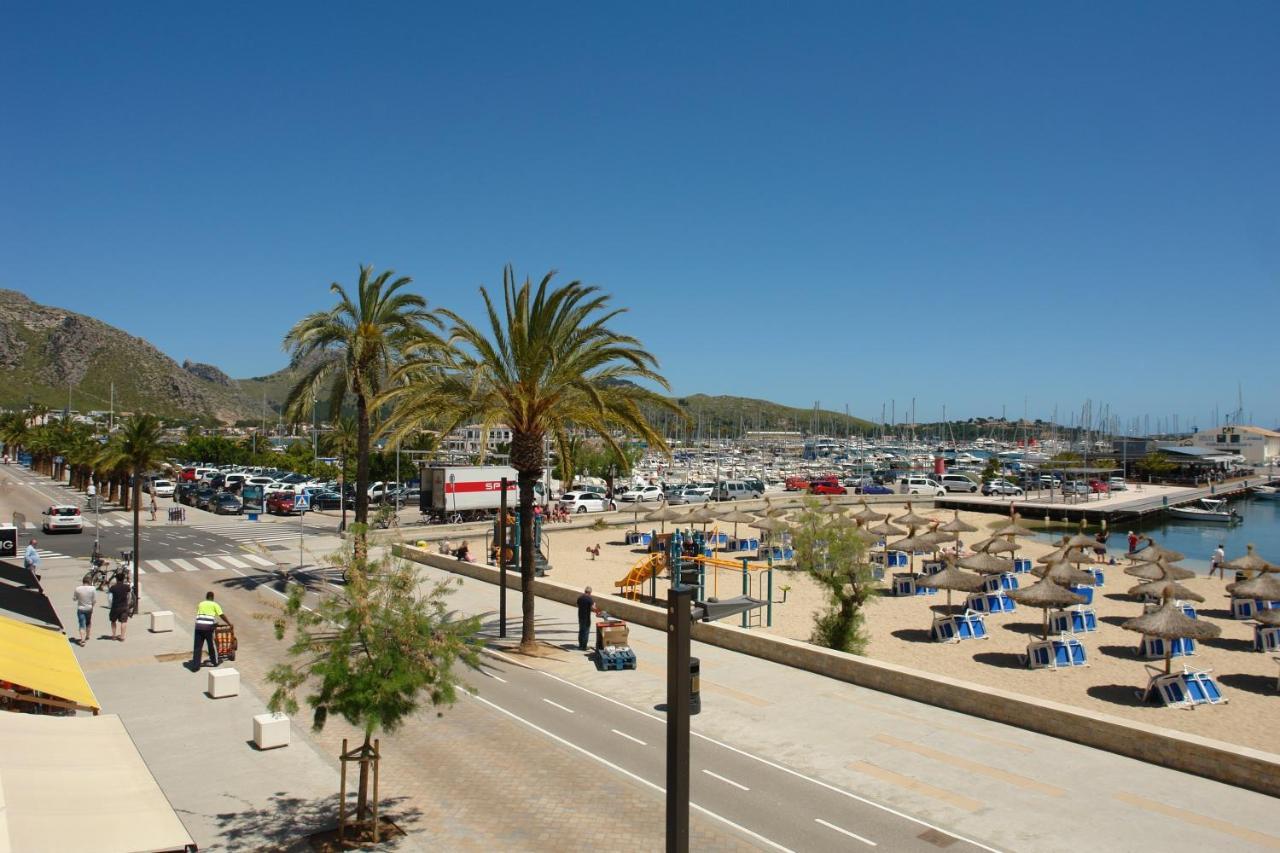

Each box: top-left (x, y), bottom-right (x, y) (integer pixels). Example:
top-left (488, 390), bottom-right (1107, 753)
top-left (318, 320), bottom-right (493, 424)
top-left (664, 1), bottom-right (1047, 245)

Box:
top-left (3, 2), bottom-right (1277, 430)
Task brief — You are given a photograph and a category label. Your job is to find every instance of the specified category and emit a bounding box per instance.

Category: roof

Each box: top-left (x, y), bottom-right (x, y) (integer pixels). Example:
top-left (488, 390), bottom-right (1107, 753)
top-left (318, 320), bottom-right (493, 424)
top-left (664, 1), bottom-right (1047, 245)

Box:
top-left (0, 613), bottom-right (98, 712)
top-left (1232, 425), bottom-right (1280, 438)
top-left (0, 713), bottom-right (195, 853)
top-left (1159, 446), bottom-right (1231, 458)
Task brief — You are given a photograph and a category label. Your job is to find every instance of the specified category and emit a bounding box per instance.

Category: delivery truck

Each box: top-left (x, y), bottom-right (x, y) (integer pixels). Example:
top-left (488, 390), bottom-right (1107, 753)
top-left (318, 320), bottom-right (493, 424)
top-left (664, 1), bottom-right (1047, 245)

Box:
top-left (419, 464), bottom-right (548, 521)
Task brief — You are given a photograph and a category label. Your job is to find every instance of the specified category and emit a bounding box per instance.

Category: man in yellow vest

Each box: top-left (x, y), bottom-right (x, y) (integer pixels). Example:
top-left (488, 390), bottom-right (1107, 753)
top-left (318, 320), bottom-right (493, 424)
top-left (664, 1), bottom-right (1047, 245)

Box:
top-left (191, 591), bottom-right (232, 670)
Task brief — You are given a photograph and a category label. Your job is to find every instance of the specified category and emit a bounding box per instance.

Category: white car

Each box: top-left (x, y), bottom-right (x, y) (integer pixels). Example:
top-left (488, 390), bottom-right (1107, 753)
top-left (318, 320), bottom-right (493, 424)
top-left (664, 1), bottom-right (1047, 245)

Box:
top-left (669, 486), bottom-right (713, 505)
top-left (617, 485), bottom-right (664, 503)
top-left (151, 479), bottom-right (175, 498)
top-left (42, 505), bottom-right (84, 533)
top-left (1108, 477), bottom-right (1128, 491)
top-left (899, 476), bottom-right (946, 497)
top-left (939, 474), bottom-right (978, 493)
top-left (558, 491), bottom-right (616, 514)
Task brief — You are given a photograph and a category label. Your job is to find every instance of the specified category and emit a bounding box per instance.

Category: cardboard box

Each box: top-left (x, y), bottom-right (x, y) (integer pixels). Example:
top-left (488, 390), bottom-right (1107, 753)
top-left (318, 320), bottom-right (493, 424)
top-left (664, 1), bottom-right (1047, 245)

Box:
top-left (601, 625), bottom-right (629, 646)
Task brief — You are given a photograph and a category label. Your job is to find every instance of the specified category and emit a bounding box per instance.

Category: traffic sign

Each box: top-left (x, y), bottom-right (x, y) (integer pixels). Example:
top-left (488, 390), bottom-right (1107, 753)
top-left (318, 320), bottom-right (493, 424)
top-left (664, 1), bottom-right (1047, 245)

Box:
top-left (293, 494), bottom-right (310, 512)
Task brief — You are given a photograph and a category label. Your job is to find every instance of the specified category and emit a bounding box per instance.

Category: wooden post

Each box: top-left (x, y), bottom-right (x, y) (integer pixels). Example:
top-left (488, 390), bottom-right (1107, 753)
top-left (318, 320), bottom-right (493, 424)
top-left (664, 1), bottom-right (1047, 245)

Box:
top-left (372, 738), bottom-right (381, 842)
top-left (339, 737), bottom-right (348, 843)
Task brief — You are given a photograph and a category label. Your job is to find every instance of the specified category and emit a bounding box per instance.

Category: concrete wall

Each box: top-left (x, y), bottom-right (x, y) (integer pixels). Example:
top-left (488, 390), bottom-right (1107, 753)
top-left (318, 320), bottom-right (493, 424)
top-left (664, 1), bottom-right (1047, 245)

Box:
top-left (396, 543), bottom-right (1280, 799)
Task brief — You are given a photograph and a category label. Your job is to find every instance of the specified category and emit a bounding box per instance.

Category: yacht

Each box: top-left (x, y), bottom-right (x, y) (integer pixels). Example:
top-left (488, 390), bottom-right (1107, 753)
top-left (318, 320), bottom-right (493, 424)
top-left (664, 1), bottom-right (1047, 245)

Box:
top-left (1166, 498), bottom-right (1242, 523)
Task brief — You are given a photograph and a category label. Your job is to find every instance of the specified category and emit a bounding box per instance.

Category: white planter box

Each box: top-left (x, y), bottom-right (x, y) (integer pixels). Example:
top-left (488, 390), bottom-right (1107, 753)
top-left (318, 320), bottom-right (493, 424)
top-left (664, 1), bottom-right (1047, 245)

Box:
top-left (253, 713), bottom-right (290, 749)
top-left (207, 667), bottom-right (239, 699)
top-left (149, 610), bottom-right (174, 632)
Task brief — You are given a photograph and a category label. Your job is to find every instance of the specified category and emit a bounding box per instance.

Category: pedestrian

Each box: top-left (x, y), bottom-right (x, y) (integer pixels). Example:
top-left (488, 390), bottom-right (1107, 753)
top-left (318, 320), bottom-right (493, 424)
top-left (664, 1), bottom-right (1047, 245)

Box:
top-left (577, 585), bottom-right (600, 651)
top-left (23, 537), bottom-right (41, 582)
top-left (1209, 543), bottom-right (1226, 579)
top-left (149, 494), bottom-right (158, 522)
top-left (72, 573), bottom-right (97, 646)
top-left (190, 591), bottom-right (232, 670)
top-left (1127, 531), bottom-right (1139, 554)
top-left (108, 572), bottom-right (132, 641)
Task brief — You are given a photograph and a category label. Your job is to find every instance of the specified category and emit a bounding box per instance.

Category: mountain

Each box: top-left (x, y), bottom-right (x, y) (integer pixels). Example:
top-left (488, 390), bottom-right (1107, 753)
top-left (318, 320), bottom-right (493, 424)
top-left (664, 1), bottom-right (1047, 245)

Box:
top-left (0, 290), bottom-right (877, 432)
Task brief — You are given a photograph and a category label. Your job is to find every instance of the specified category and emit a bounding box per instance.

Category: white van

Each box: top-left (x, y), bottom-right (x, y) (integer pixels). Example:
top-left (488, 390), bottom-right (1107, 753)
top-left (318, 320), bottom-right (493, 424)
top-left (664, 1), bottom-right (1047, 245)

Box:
top-left (940, 473), bottom-right (978, 493)
top-left (712, 480), bottom-right (754, 501)
top-left (898, 476), bottom-right (946, 497)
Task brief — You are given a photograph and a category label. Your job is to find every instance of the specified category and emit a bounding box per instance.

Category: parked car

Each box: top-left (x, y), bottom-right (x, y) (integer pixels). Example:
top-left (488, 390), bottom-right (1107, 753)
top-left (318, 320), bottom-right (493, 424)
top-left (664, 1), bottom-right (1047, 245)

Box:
top-left (222, 473), bottom-right (246, 492)
top-left (618, 485), bottom-right (664, 503)
top-left (1037, 475), bottom-right (1062, 489)
top-left (194, 486), bottom-right (219, 511)
top-left (982, 479), bottom-right (1024, 497)
top-left (558, 491), bottom-right (615, 514)
top-left (808, 480), bottom-right (848, 496)
top-left (742, 477), bottom-right (766, 497)
top-left (41, 504), bottom-right (83, 533)
top-left (310, 490), bottom-right (344, 510)
top-left (1061, 481), bottom-right (1091, 495)
top-left (151, 479), bottom-right (175, 498)
top-left (899, 476), bottom-right (946, 497)
top-left (266, 492), bottom-right (297, 515)
top-left (856, 483), bottom-right (894, 495)
top-left (213, 492), bottom-right (243, 515)
top-left (713, 480), bottom-right (758, 501)
top-left (176, 482), bottom-right (201, 505)
top-left (940, 474), bottom-right (979, 493)
top-left (1108, 477), bottom-right (1127, 491)
top-left (669, 486), bottom-right (712, 505)
top-left (662, 484), bottom-right (687, 502)
top-left (1088, 479), bottom-right (1111, 494)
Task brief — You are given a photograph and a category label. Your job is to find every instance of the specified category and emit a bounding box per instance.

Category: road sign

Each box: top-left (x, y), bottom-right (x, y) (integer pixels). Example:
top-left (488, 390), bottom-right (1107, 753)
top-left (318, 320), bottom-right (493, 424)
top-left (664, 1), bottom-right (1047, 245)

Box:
top-left (293, 494), bottom-right (311, 512)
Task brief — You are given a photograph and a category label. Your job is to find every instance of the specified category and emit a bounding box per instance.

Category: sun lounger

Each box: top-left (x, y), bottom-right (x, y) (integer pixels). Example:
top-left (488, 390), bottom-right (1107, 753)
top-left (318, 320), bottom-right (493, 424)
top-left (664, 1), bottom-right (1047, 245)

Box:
top-left (1049, 606), bottom-right (1097, 634)
top-left (965, 591), bottom-right (1015, 614)
top-left (1069, 583), bottom-right (1095, 606)
top-left (1253, 626), bottom-right (1280, 653)
top-left (981, 573), bottom-right (1019, 593)
top-left (1175, 600), bottom-right (1197, 619)
top-left (1141, 664), bottom-right (1227, 708)
top-left (893, 573), bottom-right (936, 596)
top-left (1025, 632), bottom-right (1088, 669)
top-left (931, 609), bottom-right (987, 642)
top-left (1085, 567), bottom-right (1105, 587)
top-left (1231, 597), bottom-right (1258, 620)
top-left (887, 551), bottom-right (908, 569)
top-left (1140, 635), bottom-right (1195, 660)
top-left (922, 559), bottom-right (945, 576)
top-left (1012, 558), bottom-right (1032, 573)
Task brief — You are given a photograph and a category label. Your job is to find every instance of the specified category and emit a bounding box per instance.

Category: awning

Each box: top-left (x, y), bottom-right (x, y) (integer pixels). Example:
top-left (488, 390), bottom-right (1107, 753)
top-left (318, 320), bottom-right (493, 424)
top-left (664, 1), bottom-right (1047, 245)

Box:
top-left (0, 613), bottom-right (99, 713)
top-left (0, 713), bottom-right (196, 853)
top-left (0, 561), bottom-right (62, 629)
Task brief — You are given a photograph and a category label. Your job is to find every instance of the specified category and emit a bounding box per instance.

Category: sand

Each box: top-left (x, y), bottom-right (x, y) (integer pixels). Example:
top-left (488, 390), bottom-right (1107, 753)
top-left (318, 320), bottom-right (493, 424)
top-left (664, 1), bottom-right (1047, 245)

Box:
top-left (541, 503), bottom-right (1279, 755)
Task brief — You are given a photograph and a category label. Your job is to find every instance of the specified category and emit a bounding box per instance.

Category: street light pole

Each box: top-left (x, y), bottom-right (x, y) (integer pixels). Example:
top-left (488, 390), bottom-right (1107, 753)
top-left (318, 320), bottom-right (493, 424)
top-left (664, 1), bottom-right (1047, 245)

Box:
top-left (666, 583), bottom-right (692, 853)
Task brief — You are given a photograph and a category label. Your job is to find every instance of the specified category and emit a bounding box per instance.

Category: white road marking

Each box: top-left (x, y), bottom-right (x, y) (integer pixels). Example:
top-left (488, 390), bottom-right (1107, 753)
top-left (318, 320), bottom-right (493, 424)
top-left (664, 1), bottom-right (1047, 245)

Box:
top-left (241, 553), bottom-right (275, 566)
top-left (815, 818), bottom-right (877, 847)
top-left (170, 558), bottom-right (200, 572)
top-left (484, 672), bottom-right (508, 683)
top-left (466, 692), bottom-right (795, 853)
top-left (611, 729), bottom-right (647, 746)
top-left (542, 698), bottom-right (575, 714)
top-left (195, 556), bottom-right (228, 571)
top-left (702, 769), bottom-right (749, 791)
top-left (219, 555), bottom-right (251, 569)
top-left (480, 651), bottom-right (999, 853)
top-left (148, 561), bottom-right (174, 573)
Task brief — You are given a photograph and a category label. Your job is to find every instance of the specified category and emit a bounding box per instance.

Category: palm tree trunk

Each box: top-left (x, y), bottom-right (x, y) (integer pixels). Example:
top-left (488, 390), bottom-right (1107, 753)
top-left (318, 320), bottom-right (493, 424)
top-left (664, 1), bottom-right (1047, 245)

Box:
top-left (517, 469), bottom-right (537, 651)
top-left (131, 477), bottom-right (141, 615)
top-left (355, 396), bottom-right (371, 561)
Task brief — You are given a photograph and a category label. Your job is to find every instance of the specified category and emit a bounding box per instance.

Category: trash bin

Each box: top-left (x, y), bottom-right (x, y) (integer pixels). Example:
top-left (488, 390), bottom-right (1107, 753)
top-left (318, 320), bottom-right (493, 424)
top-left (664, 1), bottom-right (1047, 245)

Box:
top-left (690, 657), bottom-right (701, 715)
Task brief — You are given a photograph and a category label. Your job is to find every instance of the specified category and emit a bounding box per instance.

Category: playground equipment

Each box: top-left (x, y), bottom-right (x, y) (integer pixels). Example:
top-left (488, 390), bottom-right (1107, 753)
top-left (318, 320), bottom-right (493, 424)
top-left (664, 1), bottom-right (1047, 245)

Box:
top-left (662, 531), bottom-right (779, 628)
top-left (491, 511), bottom-right (551, 576)
top-left (614, 554), bottom-right (665, 600)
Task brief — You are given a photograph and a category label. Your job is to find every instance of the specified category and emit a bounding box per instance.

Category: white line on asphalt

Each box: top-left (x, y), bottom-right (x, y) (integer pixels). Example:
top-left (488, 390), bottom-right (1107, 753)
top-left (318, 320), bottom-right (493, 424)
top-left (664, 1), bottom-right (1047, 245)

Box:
top-left (465, 692), bottom-right (795, 853)
top-left (219, 555), bottom-right (251, 569)
top-left (170, 558), bottom-right (200, 572)
top-left (702, 769), bottom-right (750, 791)
top-left (241, 553), bottom-right (275, 566)
top-left (486, 651), bottom-right (1002, 853)
top-left (148, 561), bottom-right (174, 573)
top-left (815, 818), bottom-right (876, 847)
top-left (542, 698), bottom-right (575, 714)
top-left (611, 729), bottom-right (647, 746)
top-left (484, 672), bottom-right (508, 683)
top-left (195, 557), bottom-right (228, 571)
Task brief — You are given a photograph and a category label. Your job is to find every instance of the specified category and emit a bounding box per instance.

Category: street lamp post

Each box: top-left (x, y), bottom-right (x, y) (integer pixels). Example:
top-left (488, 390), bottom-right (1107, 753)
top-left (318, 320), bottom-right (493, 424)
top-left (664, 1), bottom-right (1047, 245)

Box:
top-left (666, 583), bottom-right (692, 853)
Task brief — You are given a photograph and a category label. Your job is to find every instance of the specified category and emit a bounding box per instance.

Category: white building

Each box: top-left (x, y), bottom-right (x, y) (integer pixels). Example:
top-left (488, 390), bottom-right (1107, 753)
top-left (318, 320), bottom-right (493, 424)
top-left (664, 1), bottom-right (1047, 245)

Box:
top-left (444, 424), bottom-right (513, 456)
top-left (1191, 425), bottom-right (1280, 466)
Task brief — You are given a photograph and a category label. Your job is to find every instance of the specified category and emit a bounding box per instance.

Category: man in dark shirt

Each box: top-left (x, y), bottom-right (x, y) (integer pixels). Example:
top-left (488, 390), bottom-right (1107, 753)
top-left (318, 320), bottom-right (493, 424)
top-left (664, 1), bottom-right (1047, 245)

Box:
top-left (108, 573), bottom-right (132, 641)
top-left (577, 586), bottom-right (599, 651)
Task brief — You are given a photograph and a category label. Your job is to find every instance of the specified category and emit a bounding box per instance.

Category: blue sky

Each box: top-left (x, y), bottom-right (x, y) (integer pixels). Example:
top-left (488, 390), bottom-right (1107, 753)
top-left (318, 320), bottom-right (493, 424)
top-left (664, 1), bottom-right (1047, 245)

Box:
top-left (3, 2), bottom-right (1277, 429)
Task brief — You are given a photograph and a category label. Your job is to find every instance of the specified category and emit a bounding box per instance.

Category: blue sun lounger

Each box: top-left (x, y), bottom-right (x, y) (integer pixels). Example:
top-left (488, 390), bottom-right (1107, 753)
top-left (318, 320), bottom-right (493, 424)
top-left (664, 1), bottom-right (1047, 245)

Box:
top-left (965, 591), bottom-right (1015, 614)
top-left (1012, 558), bottom-right (1032, 573)
top-left (1025, 632), bottom-right (1088, 669)
top-left (1140, 635), bottom-right (1195, 659)
top-left (982, 573), bottom-right (1019, 593)
top-left (1253, 625), bottom-right (1280, 652)
top-left (1069, 583), bottom-right (1095, 606)
top-left (1141, 664), bottom-right (1228, 708)
top-left (894, 573), bottom-right (936, 596)
top-left (1085, 567), bottom-right (1105, 587)
top-left (931, 609), bottom-right (988, 642)
top-left (1049, 606), bottom-right (1098, 634)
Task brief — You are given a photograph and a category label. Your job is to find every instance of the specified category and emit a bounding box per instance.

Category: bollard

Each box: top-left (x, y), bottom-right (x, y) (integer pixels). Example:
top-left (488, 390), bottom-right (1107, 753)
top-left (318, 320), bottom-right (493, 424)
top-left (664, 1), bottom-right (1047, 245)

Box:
top-left (690, 657), bottom-right (701, 715)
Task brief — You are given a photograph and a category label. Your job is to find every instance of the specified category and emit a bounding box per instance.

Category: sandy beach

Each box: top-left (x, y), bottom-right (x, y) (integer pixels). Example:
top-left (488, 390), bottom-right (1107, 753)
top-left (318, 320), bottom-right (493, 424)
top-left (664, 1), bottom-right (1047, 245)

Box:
top-left (538, 503), bottom-right (1280, 755)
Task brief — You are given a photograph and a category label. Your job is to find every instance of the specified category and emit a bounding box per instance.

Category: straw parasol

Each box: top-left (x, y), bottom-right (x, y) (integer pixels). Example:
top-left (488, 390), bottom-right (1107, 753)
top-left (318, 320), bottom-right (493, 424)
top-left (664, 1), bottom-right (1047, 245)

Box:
top-left (760, 499), bottom-right (791, 519)
top-left (1122, 599), bottom-right (1221, 673)
top-left (959, 551), bottom-right (1014, 575)
top-left (751, 516), bottom-right (790, 533)
top-left (1007, 579), bottom-right (1086, 639)
top-left (1064, 532), bottom-right (1099, 549)
top-left (1124, 561), bottom-right (1196, 582)
top-left (817, 499), bottom-right (848, 515)
top-left (865, 520), bottom-right (905, 539)
top-left (1130, 544), bottom-right (1186, 564)
top-left (1127, 579), bottom-right (1205, 603)
top-left (1226, 572), bottom-right (1280, 602)
top-left (917, 559), bottom-right (986, 613)
top-left (991, 515), bottom-right (1037, 539)
top-left (852, 500), bottom-right (887, 525)
top-left (1033, 562), bottom-right (1096, 587)
top-left (1223, 544), bottom-right (1276, 576)
top-left (937, 511), bottom-right (978, 535)
top-left (645, 504), bottom-right (682, 533)
top-left (1036, 536), bottom-right (1074, 564)
top-left (895, 502), bottom-right (933, 529)
top-left (717, 508), bottom-right (758, 539)
top-left (973, 536), bottom-right (1017, 555)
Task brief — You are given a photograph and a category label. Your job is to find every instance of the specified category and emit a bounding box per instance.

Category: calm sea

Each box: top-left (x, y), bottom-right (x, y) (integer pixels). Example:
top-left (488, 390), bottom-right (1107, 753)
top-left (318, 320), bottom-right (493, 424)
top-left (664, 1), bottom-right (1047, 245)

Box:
top-left (1033, 495), bottom-right (1280, 574)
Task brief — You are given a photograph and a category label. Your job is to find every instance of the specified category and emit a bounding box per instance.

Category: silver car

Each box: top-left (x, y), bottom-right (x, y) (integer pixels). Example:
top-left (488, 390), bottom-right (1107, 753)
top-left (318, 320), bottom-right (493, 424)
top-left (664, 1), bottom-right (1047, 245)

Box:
top-left (669, 486), bottom-right (712, 505)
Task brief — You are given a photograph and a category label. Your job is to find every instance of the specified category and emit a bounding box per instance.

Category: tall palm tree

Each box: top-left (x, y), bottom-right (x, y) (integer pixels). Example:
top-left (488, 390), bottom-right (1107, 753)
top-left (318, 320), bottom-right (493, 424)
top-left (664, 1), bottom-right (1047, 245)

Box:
top-left (381, 266), bottom-right (677, 651)
top-left (283, 266), bottom-right (438, 554)
top-left (97, 415), bottom-right (166, 614)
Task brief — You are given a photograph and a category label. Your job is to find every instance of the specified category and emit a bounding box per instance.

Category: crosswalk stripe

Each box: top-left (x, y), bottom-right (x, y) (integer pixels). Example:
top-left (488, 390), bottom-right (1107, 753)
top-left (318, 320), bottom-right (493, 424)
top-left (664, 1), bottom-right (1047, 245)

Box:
top-left (195, 556), bottom-right (228, 571)
top-left (148, 560), bottom-right (174, 573)
top-left (170, 558), bottom-right (200, 572)
top-left (242, 553), bottom-right (275, 566)
top-left (23, 522), bottom-right (34, 529)
top-left (219, 555), bottom-right (250, 569)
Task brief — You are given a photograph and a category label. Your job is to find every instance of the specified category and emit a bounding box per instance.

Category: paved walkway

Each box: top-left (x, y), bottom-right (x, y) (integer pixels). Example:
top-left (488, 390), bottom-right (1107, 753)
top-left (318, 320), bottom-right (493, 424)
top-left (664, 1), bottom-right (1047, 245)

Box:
top-left (407, 555), bottom-right (1280, 853)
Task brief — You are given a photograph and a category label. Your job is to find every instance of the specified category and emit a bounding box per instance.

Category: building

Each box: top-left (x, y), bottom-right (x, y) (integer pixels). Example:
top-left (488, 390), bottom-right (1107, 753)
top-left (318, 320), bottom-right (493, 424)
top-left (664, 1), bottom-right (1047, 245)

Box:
top-left (1190, 425), bottom-right (1280, 466)
top-left (444, 424), bottom-right (513, 457)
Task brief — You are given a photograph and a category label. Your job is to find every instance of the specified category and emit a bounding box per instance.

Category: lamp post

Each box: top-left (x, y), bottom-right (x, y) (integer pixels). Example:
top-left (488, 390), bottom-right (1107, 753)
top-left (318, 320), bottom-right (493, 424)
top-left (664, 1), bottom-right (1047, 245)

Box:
top-left (666, 582), bottom-right (692, 852)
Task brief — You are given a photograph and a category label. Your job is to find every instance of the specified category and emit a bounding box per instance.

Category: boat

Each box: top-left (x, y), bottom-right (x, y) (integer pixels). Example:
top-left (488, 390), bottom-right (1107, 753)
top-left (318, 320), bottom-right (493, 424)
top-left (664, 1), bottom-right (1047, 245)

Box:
top-left (1250, 484), bottom-right (1280, 501)
top-left (1166, 498), bottom-right (1242, 523)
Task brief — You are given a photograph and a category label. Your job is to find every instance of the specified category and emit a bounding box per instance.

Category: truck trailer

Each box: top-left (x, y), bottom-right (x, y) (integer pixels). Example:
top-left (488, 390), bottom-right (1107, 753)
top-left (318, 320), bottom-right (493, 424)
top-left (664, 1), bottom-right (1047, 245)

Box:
top-left (419, 464), bottom-right (548, 521)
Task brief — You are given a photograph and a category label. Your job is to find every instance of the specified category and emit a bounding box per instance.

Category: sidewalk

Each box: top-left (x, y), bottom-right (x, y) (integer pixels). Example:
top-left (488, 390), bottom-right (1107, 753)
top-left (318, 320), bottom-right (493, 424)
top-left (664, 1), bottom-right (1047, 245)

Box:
top-left (43, 561), bottom-right (372, 852)
top-left (403, 553), bottom-right (1280, 853)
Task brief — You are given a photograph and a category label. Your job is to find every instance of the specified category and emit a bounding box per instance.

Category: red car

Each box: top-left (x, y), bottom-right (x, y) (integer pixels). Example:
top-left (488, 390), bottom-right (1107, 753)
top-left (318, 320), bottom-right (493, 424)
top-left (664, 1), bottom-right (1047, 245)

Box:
top-left (808, 479), bottom-right (848, 496)
top-left (266, 492), bottom-right (297, 515)
top-left (785, 476), bottom-right (810, 492)
top-left (1088, 479), bottom-right (1110, 494)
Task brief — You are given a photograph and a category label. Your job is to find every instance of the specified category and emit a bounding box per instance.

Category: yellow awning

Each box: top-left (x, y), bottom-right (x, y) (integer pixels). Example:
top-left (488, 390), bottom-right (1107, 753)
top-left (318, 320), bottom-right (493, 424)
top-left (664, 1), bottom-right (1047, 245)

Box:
top-left (0, 614), bottom-right (99, 712)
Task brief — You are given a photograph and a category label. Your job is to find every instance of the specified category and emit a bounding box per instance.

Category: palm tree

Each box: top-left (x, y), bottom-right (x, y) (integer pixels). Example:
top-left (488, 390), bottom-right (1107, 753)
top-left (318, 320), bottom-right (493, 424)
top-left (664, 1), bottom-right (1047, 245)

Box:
top-left (381, 266), bottom-right (677, 651)
top-left (283, 266), bottom-right (438, 555)
top-left (97, 415), bottom-right (166, 614)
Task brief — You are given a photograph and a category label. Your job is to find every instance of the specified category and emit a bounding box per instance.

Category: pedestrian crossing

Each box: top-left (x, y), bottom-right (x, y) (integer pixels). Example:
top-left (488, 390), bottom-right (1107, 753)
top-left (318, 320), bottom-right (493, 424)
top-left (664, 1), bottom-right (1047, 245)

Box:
top-left (185, 521), bottom-right (324, 546)
top-left (139, 553), bottom-right (278, 574)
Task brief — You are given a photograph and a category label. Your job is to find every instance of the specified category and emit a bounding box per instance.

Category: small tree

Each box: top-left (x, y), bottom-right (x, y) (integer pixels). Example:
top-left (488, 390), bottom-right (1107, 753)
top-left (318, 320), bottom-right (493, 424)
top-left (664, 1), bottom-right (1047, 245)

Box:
top-left (980, 456), bottom-right (1001, 482)
top-left (1135, 452), bottom-right (1176, 481)
top-left (790, 498), bottom-right (877, 653)
top-left (267, 536), bottom-right (481, 826)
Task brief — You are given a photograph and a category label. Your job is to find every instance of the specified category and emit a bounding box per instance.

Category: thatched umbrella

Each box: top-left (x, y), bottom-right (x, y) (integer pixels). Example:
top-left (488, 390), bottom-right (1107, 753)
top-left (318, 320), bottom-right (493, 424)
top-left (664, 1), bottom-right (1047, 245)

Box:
top-left (817, 499), bottom-right (848, 515)
top-left (760, 499), bottom-right (791, 519)
top-left (1064, 532), bottom-right (1099, 550)
top-left (865, 520), bottom-right (905, 540)
top-left (1036, 536), bottom-right (1074, 564)
top-left (895, 502), bottom-right (933, 529)
top-left (645, 504), bottom-right (682, 533)
top-left (1008, 579), bottom-right (1086, 639)
top-left (973, 536), bottom-right (1018, 555)
top-left (918, 559), bottom-right (986, 614)
top-left (1131, 543), bottom-right (1186, 564)
top-left (717, 508), bottom-right (758, 540)
top-left (1223, 544), bottom-right (1276, 576)
top-left (1124, 561), bottom-right (1196, 582)
top-left (852, 500), bottom-right (887, 525)
top-left (1227, 572), bottom-right (1280, 602)
top-left (937, 511), bottom-right (978, 535)
top-left (751, 516), bottom-right (790, 534)
top-left (1254, 608), bottom-right (1280, 628)
top-left (991, 516), bottom-right (1037, 539)
top-left (1033, 562), bottom-right (1096, 587)
top-left (1128, 579), bottom-right (1206, 603)
top-left (959, 552), bottom-right (1014, 576)
top-left (1122, 599), bottom-right (1221, 673)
